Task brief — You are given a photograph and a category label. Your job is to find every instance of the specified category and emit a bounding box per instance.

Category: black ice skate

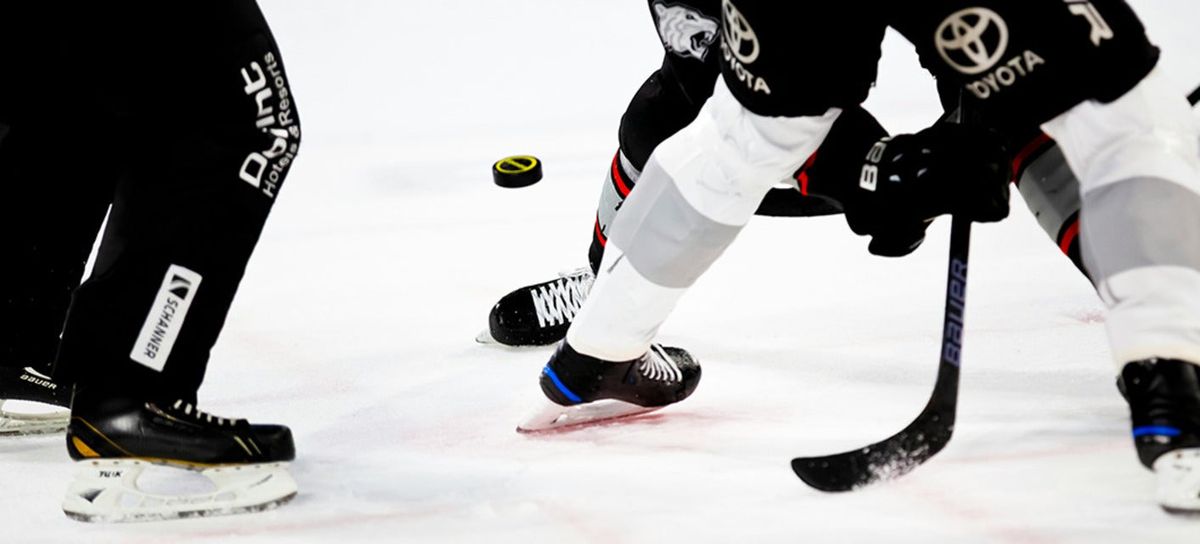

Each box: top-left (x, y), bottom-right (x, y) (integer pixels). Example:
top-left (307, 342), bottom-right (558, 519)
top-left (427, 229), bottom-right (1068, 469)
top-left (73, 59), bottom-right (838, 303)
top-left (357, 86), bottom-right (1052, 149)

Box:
top-left (517, 341), bottom-right (701, 432)
top-left (62, 391), bottom-right (297, 523)
top-left (478, 267), bottom-right (594, 347)
top-left (1119, 359), bottom-right (1200, 515)
top-left (0, 365), bottom-right (71, 436)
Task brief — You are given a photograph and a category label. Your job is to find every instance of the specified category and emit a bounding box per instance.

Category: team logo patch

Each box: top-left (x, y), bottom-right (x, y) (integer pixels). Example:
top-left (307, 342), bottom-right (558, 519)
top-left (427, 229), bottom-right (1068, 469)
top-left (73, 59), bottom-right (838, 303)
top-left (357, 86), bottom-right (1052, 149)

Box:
top-left (720, 0), bottom-right (771, 95)
top-left (653, 1), bottom-right (719, 61)
top-left (721, 0), bottom-right (760, 65)
top-left (935, 7), bottom-right (1009, 76)
top-left (130, 265), bottom-right (203, 372)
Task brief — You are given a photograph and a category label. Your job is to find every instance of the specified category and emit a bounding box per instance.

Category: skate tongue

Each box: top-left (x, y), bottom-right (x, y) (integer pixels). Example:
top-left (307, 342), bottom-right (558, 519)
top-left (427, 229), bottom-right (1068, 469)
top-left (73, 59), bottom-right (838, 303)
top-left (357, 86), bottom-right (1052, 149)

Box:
top-left (1154, 448), bottom-right (1200, 515)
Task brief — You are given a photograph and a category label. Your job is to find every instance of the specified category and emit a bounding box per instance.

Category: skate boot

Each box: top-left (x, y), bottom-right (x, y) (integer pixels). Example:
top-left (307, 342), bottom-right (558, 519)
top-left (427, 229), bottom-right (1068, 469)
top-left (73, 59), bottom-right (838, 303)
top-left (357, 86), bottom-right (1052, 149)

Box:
top-left (1118, 359), bottom-right (1200, 515)
top-left (62, 389), bottom-right (297, 523)
top-left (517, 341), bottom-right (701, 432)
top-left (478, 267), bottom-right (594, 347)
top-left (0, 365), bottom-right (71, 436)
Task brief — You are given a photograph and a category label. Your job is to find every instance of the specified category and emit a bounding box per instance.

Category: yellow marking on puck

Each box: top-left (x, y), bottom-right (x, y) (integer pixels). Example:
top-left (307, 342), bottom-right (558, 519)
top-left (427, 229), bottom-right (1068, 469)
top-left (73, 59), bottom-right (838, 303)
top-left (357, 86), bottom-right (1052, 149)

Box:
top-left (495, 156), bottom-right (539, 174)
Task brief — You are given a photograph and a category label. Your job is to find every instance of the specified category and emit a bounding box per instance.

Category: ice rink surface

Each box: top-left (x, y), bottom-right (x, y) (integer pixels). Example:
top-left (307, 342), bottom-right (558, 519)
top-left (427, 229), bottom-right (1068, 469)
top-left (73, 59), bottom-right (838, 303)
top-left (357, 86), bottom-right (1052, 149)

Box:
top-left (5, 1), bottom-right (1200, 542)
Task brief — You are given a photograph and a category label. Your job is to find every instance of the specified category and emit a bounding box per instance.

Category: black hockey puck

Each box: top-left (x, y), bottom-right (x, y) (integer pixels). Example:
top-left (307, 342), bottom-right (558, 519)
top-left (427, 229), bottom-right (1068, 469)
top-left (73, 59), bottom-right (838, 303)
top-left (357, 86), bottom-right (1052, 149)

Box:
top-left (493, 155), bottom-right (543, 188)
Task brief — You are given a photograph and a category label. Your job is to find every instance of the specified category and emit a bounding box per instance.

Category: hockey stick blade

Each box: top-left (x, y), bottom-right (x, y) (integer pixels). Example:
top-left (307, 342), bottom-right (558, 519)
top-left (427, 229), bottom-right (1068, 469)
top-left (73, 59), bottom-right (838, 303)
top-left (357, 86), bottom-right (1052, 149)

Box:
top-left (792, 216), bottom-right (971, 492)
top-left (1190, 85), bottom-right (1200, 107)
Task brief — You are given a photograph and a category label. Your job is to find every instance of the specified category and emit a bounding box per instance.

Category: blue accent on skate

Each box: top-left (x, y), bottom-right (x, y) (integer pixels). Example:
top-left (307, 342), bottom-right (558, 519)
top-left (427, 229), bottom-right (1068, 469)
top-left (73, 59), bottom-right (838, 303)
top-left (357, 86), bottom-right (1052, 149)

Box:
top-left (543, 365), bottom-right (582, 404)
top-left (1133, 426), bottom-right (1182, 438)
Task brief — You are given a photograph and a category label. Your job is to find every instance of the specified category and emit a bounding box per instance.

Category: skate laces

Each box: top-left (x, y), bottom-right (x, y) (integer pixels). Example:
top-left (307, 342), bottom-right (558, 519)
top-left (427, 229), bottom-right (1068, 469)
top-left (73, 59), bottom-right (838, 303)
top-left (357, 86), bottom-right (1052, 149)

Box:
top-left (169, 400), bottom-right (246, 427)
top-left (531, 268), bottom-right (594, 328)
top-left (640, 345), bottom-right (683, 383)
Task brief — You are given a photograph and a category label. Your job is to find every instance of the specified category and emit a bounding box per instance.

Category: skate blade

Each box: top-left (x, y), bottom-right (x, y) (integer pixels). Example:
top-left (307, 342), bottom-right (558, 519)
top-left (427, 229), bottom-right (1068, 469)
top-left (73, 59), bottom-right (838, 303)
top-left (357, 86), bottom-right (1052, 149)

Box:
top-left (516, 399), bottom-right (661, 433)
top-left (474, 329), bottom-right (555, 351)
top-left (0, 400), bottom-right (69, 436)
top-left (475, 329), bottom-right (499, 345)
top-left (62, 459), bottom-right (297, 523)
top-left (1154, 448), bottom-right (1200, 516)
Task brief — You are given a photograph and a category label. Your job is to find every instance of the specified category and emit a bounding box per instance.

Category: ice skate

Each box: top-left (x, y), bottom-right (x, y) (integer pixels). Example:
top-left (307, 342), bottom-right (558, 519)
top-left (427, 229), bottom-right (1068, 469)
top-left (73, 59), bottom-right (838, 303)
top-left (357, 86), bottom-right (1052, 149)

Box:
top-left (478, 267), bottom-right (594, 347)
top-left (517, 342), bottom-right (701, 432)
top-left (62, 391), bottom-right (297, 523)
top-left (0, 366), bottom-right (71, 436)
top-left (1119, 359), bottom-right (1200, 515)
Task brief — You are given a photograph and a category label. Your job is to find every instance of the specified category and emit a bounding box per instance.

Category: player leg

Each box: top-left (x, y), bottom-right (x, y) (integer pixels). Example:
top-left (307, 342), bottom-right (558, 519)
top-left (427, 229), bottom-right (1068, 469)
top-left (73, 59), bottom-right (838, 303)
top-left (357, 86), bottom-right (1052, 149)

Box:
top-left (0, 122), bottom-right (113, 435)
top-left (481, 0), bottom-right (724, 347)
top-left (519, 3), bottom-right (890, 430)
top-left (899, 0), bottom-right (1200, 512)
top-left (49, 2), bottom-right (302, 522)
top-left (1042, 70), bottom-right (1200, 513)
top-left (485, 0), bottom-right (879, 347)
top-left (1010, 134), bottom-right (1089, 278)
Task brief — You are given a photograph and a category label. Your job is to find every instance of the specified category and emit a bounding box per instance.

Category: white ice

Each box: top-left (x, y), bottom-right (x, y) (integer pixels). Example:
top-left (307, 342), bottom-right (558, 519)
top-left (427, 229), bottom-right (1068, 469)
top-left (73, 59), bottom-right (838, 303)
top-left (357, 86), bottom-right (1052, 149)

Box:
top-left (5, 1), bottom-right (1200, 542)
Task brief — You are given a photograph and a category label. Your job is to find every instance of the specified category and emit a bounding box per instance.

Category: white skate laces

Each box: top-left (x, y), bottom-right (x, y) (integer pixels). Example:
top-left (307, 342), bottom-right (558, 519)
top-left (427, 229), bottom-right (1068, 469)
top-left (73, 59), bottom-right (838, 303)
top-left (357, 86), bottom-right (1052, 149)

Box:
top-left (532, 268), bottom-right (594, 328)
top-left (641, 345), bottom-right (684, 383)
top-left (168, 400), bottom-right (243, 427)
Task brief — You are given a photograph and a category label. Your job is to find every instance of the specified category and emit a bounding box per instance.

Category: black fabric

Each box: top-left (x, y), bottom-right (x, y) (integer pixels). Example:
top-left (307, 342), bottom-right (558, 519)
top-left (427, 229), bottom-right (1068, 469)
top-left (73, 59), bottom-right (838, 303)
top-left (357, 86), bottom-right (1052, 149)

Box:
top-left (619, 0), bottom-right (724, 171)
top-left (890, 0), bottom-right (1159, 131)
top-left (719, 0), bottom-right (1158, 132)
top-left (0, 2), bottom-right (299, 402)
top-left (719, 2), bottom-right (888, 117)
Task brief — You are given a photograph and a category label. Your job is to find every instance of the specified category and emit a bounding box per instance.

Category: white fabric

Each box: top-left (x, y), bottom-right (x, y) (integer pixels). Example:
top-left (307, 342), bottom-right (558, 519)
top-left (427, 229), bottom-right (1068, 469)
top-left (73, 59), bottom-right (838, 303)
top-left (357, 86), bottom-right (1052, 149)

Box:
top-left (568, 80), bottom-right (840, 360)
top-left (567, 241), bottom-right (687, 361)
top-left (1041, 69), bottom-right (1200, 196)
top-left (1099, 267), bottom-right (1200, 365)
top-left (1042, 69), bottom-right (1200, 368)
top-left (654, 79), bottom-right (841, 226)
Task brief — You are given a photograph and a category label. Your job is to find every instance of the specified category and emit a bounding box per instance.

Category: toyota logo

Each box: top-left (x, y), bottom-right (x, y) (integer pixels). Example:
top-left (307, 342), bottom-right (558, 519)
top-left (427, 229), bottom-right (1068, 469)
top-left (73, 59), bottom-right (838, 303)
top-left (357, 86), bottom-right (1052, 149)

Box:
top-left (722, 0), bottom-right (760, 65)
top-left (935, 7), bottom-right (1009, 75)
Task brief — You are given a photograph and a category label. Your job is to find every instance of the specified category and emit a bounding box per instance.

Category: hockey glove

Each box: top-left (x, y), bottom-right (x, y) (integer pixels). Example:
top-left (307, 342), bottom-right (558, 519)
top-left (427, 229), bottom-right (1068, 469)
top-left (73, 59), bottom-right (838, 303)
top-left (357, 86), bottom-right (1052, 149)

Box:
top-left (844, 123), bottom-right (1011, 257)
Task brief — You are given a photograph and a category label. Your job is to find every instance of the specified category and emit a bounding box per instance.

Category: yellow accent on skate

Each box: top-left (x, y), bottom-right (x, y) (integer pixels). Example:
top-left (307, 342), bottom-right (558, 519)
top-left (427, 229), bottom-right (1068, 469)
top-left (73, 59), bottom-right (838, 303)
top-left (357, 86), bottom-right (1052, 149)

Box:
top-left (71, 437), bottom-right (101, 458)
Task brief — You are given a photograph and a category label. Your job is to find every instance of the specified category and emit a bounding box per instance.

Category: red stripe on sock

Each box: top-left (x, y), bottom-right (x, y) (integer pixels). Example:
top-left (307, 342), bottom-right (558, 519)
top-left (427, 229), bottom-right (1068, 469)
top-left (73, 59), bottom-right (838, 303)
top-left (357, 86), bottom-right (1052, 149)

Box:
top-left (794, 151), bottom-right (819, 196)
top-left (1011, 133), bottom-right (1053, 186)
top-left (594, 215), bottom-right (607, 247)
top-left (611, 153), bottom-right (632, 197)
top-left (1059, 217), bottom-right (1080, 255)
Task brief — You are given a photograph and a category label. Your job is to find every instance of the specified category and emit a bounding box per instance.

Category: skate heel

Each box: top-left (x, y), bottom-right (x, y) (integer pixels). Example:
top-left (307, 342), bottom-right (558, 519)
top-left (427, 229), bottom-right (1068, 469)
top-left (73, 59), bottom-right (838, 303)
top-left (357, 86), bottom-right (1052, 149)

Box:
top-left (1154, 448), bottom-right (1200, 516)
top-left (62, 459), bottom-right (297, 523)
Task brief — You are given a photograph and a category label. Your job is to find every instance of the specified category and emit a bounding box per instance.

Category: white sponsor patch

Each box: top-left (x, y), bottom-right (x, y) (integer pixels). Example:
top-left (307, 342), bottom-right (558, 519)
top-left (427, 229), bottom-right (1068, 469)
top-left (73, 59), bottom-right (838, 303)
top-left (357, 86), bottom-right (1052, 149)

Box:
top-left (130, 265), bottom-right (202, 372)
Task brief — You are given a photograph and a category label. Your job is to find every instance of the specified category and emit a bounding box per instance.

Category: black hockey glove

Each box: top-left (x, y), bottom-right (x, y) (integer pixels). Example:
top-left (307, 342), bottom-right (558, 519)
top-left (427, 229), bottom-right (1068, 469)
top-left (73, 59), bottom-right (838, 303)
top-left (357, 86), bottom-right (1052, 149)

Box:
top-left (843, 123), bottom-right (1011, 257)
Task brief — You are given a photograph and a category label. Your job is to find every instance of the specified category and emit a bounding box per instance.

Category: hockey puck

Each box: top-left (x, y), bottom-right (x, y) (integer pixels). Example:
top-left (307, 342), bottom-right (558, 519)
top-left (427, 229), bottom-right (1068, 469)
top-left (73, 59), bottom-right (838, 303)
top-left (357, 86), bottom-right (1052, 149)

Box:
top-left (492, 155), bottom-right (543, 188)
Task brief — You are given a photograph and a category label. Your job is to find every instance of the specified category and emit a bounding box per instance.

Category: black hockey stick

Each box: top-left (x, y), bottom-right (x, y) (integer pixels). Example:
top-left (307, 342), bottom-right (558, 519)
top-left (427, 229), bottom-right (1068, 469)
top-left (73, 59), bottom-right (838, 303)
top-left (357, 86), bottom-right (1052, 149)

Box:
top-left (791, 216), bottom-right (971, 492)
top-left (790, 84), bottom-right (1199, 493)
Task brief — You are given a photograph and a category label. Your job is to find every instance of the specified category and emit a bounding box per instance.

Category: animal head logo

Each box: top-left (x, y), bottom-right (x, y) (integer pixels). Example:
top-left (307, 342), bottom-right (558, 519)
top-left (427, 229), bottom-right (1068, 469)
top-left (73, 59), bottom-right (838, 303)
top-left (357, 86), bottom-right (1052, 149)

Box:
top-left (654, 1), bottom-right (720, 61)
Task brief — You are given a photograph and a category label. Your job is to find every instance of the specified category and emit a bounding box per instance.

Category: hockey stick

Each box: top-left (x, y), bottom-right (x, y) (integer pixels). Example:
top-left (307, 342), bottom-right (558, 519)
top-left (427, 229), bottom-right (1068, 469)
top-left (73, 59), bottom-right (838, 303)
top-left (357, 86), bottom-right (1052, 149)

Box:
top-left (791, 216), bottom-right (971, 492)
top-left (791, 85), bottom-right (1199, 493)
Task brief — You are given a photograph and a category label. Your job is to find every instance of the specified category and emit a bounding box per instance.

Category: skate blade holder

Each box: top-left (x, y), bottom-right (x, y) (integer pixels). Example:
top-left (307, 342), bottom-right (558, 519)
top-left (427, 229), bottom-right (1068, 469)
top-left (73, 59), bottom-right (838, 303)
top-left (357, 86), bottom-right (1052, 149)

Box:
top-left (517, 399), bottom-right (662, 433)
top-left (62, 459), bottom-right (297, 523)
top-left (0, 400), bottom-right (69, 436)
top-left (1154, 448), bottom-right (1200, 516)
